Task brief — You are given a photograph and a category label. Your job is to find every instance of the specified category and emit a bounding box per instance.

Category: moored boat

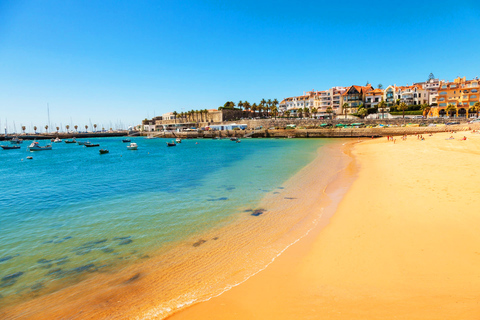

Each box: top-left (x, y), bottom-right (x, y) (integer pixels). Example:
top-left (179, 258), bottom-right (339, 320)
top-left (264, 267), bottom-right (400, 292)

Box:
top-left (127, 142), bottom-right (138, 150)
top-left (10, 137), bottom-right (23, 144)
top-left (85, 143), bottom-right (100, 147)
top-left (77, 141), bottom-right (88, 145)
top-left (176, 138), bottom-right (182, 143)
top-left (167, 142), bottom-right (176, 147)
top-left (122, 139), bottom-right (131, 143)
top-left (1, 145), bottom-right (21, 150)
top-left (65, 138), bottom-right (77, 144)
top-left (28, 141), bottom-right (52, 151)
top-left (99, 149), bottom-right (109, 154)
top-left (230, 137), bottom-right (238, 141)
top-left (54, 137), bottom-right (62, 143)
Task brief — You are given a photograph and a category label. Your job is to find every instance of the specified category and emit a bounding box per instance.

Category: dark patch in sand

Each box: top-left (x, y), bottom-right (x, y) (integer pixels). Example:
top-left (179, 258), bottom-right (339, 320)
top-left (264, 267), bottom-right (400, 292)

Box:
top-left (277, 187), bottom-right (285, 189)
top-left (251, 209), bottom-right (266, 217)
top-left (113, 236), bottom-right (131, 241)
top-left (284, 197), bottom-right (297, 200)
top-left (212, 237), bottom-right (219, 240)
top-left (73, 264), bottom-right (96, 273)
top-left (102, 248), bottom-right (114, 253)
top-left (193, 239), bottom-right (207, 247)
top-left (141, 255), bottom-right (150, 259)
top-left (244, 209), bottom-right (253, 212)
top-left (123, 273), bottom-right (141, 284)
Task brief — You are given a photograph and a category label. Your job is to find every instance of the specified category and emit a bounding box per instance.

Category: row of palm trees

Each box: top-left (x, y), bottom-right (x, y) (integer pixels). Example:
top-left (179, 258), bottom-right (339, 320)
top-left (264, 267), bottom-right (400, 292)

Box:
top-left (172, 110), bottom-right (210, 123)
top-left (237, 99), bottom-right (280, 118)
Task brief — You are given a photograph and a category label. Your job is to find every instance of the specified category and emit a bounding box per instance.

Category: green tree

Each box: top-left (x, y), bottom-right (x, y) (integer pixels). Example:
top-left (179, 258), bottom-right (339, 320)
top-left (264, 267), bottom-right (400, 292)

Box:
top-left (173, 111), bottom-right (178, 124)
top-left (428, 73), bottom-right (435, 81)
top-left (378, 84), bottom-right (383, 89)
top-left (398, 102), bottom-right (408, 118)
top-left (358, 107), bottom-right (368, 119)
top-left (342, 103), bottom-right (350, 119)
top-left (243, 101), bottom-right (251, 115)
top-left (473, 102), bottom-right (480, 118)
top-left (285, 110), bottom-right (290, 118)
top-left (325, 106), bottom-right (333, 119)
top-left (377, 100), bottom-right (387, 119)
top-left (311, 107), bottom-right (318, 119)
top-left (420, 104), bottom-right (431, 118)
top-left (251, 103), bottom-right (258, 116)
top-left (446, 104), bottom-right (457, 118)
top-left (238, 100), bottom-right (243, 111)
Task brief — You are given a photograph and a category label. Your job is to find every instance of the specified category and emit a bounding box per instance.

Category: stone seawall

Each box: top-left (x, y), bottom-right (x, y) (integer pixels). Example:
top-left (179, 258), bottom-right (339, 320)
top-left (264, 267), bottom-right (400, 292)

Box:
top-left (147, 123), bottom-right (479, 139)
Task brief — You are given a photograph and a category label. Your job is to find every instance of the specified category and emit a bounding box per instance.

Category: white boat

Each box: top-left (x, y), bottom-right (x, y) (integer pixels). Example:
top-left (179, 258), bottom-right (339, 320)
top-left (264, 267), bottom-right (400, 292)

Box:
top-left (176, 138), bottom-right (182, 143)
top-left (28, 141), bottom-right (52, 151)
top-left (54, 137), bottom-right (62, 143)
top-left (127, 142), bottom-right (138, 150)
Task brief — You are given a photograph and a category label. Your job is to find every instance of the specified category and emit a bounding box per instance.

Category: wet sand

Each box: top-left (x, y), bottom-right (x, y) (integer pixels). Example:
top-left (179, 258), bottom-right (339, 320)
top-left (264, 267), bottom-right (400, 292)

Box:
top-left (0, 140), bottom-right (353, 319)
top-left (170, 131), bottom-right (480, 320)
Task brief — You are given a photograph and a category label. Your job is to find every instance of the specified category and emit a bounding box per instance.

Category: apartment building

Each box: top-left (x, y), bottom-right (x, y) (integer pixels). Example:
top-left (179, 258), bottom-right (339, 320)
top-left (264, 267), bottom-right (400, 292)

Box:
top-left (364, 88), bottom-right (384, 108)
top-left (430, 77), bottom-right (480, 117)
top-left (342, 84), bottom-right (373, 113)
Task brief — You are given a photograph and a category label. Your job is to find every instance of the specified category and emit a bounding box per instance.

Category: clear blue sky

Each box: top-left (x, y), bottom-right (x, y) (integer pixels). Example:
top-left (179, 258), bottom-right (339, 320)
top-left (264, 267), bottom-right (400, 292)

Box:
top-left (1, 0), bottom-right (479, 132)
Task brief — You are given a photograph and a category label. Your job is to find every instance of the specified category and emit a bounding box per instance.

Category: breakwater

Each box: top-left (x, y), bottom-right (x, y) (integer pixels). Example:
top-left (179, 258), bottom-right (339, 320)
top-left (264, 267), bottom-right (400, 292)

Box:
top-left (145, 122), bottom-right (479, 139)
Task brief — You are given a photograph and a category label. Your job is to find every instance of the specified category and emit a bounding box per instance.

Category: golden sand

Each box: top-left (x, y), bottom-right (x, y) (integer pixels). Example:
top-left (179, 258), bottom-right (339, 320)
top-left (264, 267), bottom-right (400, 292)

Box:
top-left (170, 131), bottom-right (480, 320)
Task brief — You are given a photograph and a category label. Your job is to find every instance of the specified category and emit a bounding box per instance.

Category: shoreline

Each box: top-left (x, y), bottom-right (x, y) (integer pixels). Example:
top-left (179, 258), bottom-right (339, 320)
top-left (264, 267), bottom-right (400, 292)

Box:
top-left (169, 130), bottom-right (480, 320)
top-left (0, 139), bottom-right (354, 319)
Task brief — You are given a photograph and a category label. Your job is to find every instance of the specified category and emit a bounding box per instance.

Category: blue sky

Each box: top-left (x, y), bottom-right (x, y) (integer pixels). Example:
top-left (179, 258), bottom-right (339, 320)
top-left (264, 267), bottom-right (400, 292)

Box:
top-left (0, 0), bottom-right (479, 132)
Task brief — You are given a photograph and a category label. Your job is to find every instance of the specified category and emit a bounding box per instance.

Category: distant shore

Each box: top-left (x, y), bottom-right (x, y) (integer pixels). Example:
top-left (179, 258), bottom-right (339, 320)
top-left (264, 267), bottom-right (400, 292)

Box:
top-left (169, 130), bottom-right (480, 320)
top-left (0, 131), bottom-right (131, 141)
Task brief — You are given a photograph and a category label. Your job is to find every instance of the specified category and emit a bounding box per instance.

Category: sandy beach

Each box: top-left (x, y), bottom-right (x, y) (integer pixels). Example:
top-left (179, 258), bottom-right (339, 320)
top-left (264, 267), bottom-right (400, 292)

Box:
top-left (170, 130), bottom-right (480, 320)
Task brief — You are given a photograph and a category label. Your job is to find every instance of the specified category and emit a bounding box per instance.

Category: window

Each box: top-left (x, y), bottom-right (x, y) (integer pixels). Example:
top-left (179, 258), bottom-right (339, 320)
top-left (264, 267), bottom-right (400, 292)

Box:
top-left (471, 95), bottom-right (477, 99)
top-left (451, 85), bottom-right (457, 88)
top-left (442, 85), bottom-right (447, 88)
top-left (439, 97), bottom-right (445, 101)
top-left (472, 89), bottom-right (478, 93)
top-left (440, 91), bottom-right (447, 95)
top-left (440, 103), bottom-right (447, 107)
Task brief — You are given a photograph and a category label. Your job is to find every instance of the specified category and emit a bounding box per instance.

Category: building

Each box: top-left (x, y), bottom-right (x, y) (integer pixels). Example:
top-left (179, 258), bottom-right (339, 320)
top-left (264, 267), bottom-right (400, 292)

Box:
top-left (429, 77), bottom-right (480, 117)
top-left (414, 78), bottom-right (440, 105)
top-left (396, 84), bottom-right (428, 106)
top-left (364, 88), bottom-right (384, 109)
top-left (342, 84), bottom-right (373, 114)
top-left (280, 87), bottom-right (346, 118)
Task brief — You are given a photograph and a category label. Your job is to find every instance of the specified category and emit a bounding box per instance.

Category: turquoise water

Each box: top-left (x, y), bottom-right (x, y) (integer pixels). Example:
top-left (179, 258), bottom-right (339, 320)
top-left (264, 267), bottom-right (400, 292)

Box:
top-left (0, 137), bottom-right (331, 306)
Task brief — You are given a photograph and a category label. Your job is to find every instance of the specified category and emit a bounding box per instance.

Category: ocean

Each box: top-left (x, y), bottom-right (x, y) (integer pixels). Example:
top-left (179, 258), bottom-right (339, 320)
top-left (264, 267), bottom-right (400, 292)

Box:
top-left (0, 136), bottom-right (347, 318)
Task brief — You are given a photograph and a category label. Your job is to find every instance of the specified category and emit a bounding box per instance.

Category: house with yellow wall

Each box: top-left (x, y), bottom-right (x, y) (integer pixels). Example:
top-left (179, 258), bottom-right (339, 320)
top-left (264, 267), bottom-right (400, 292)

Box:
top-left (429, 77), bottom-right (480, 117)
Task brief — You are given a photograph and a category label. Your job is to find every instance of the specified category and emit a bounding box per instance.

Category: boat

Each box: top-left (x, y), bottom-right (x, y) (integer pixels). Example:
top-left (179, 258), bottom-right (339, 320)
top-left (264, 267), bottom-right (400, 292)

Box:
top-left (10, 137), bottom-right (23, 144)
top-left (65, 138), bottom-right (77, 143)
top-left (99, 149), bottom-right (109, 154)
top-left (176, 138), bottom-right (182, 143)
top-left (28, 141), bottom-right (52, 151)
top-left (122, 139), bottom-right (131, 143)
top-left (1, 145), bottom-right (21, 150)
top-left (127, 142), bottom-right (138, 150)
top-left (167, 142), bottom-right (176, 147)
top-left (230, 137), bottom-right (238, 141)
top-left (236, 140), bottom-right (241, 143)
top-left (77, 141), bottom-right (88, 145)
top-left (26, 156), bottom-right (33, 159)
top-left (54, 137), bottom-right (62, 143)
top-left (85, 143), bottom-right (100, 147)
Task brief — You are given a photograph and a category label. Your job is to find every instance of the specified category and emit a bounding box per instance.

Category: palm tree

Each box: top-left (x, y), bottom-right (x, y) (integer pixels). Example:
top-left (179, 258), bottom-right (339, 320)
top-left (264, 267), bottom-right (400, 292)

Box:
top-left (238, 101), bottom-right (243, 111)
top-left (21, 126), bottom-right (26, 134)
top-left (243, 101), bottom-right (251, 116)
top-left (446, 104), bottom-right (457, 118)
top-left (473, 102), bottom-right (480, 118)
top-left (252, 103), bottom-right (258, 116)
top-left (74, 125), bottom-right (78, 132)
top-left (66, 125), bottom-right (70, 132)
top-left (56, 126), bottom-right (59, 133)
top-left (85, 125), bottom-right (88, 132)
top-left (342, 103), bottom-right (349, 119)
top-left (34, 126), bottom-right (37, 133)
top-left (285, 110), bottom-right (291, 118)
top-left (297, 108), bottom-right (303, 118)
top-left (173, 111), bottom-right (178, 124)
top-left (398, 102), bottom-right (408, 118)
top-left (45, 125), bottom-right (48, 133)
top-left (325, 107), bottom-right (332, 119)
top-left (377, 100), bottom-right (387, 119)
top-left (358, 107), bottom-right (368, 119)
top-left (271, 105), bottom-right (278, 119)
top-left (266, 99), bottom-right (272, 117)
top-left (420, 104), bottom-right (431, 118)
top-left (93, 124), bottom-right (97, 132)
top-left (303, 107), bottom-right (310, 118)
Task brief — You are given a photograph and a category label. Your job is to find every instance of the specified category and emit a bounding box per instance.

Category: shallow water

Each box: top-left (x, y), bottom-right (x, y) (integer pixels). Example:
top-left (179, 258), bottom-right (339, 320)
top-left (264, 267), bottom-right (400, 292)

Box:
top-left (0, 137), bottom-right (333, 308)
